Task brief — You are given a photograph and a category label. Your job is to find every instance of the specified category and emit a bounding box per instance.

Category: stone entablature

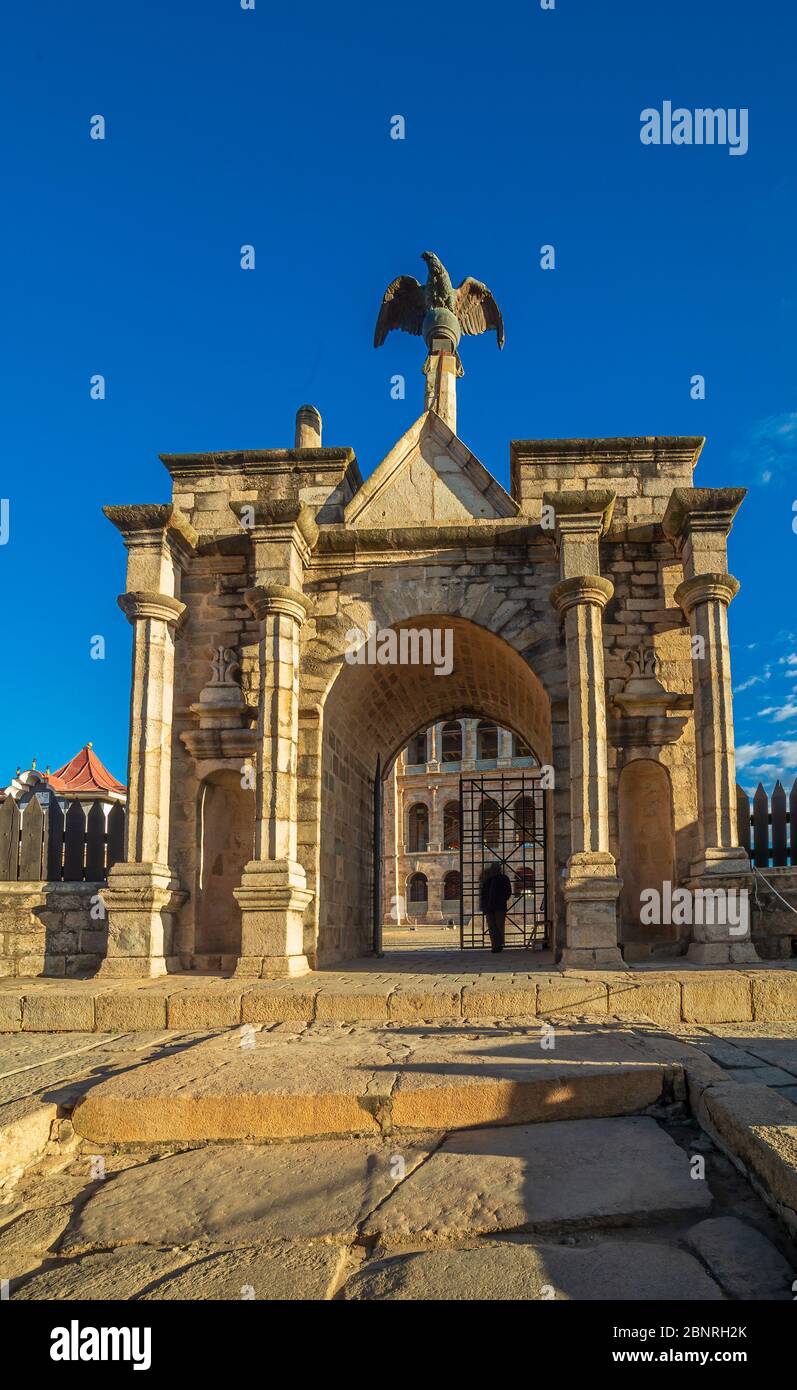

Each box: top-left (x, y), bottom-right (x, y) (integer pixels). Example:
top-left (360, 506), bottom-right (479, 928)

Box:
top-left (100, 397), bottom-right (755, 976)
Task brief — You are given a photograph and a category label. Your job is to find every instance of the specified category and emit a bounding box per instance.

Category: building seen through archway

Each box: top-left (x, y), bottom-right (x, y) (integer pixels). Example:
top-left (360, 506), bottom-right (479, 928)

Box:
top-left (382, 717), bottom-right (540, 938)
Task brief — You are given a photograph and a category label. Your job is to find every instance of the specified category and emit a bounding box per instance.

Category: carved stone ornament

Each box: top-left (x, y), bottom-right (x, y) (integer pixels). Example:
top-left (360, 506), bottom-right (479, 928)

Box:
top-left (610, 643), bottom-right (691, 748)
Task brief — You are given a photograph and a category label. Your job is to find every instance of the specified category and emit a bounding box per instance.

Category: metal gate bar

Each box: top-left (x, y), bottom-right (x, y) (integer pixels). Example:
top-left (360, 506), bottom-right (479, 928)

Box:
top-left (459, 772), bottom-right (549, 949)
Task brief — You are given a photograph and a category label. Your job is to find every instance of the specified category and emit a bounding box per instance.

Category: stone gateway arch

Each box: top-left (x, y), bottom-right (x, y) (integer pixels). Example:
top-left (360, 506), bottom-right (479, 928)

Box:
top-left (99, 321), bottom-right (755, 978)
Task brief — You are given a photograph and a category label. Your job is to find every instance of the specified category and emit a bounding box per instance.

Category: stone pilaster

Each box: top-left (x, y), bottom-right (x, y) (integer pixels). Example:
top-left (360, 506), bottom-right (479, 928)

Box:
top-left (234, 585), bottom-right (312, 977)
top-left (229, 500), bottom-right (317, 977)
top-left (428, 722), bottom-right (440, 771)
top-left (99, 505), bottom-right (196, 977)
top-left (546, 489), bottom-right (623, 968)
top-left (664, 488), bottom-right (757, 963)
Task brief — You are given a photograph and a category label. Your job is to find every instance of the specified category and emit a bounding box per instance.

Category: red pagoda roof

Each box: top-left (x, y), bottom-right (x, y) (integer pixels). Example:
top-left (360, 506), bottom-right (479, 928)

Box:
top-left (48, 745), bottom-right (126, 796)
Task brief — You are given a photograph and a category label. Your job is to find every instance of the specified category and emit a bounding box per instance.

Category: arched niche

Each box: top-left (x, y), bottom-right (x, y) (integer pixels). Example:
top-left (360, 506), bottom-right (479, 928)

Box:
top-left (195, 770), bottom-right (254, 958)
top-left (618, 759), bottom-right (676, 947)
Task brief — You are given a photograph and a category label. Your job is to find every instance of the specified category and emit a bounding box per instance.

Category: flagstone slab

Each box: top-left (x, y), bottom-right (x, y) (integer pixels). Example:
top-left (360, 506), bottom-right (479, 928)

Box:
top-left (71, 1024), bottom-right (673, 1144)
top-left (363, 1116), bottom-right (712, 1246)
top-left (10, 1247), bottom-right (193, 1300)
top-left (342, 1239), bottom-right (723, 1301)
top-left (139, 1241), bottom-right (346, 1301)
top-left (685, 1216), bottom-right (795, 1300)
top-left (60, 1137), bottom-right (434, 1253)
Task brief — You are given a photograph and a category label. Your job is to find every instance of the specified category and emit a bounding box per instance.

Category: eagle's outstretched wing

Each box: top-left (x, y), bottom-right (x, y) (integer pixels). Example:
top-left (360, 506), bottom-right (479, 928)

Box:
top-left (374, 275), bottom-right (425, 347)
top-left (455, 277), bottom-right (505, 348)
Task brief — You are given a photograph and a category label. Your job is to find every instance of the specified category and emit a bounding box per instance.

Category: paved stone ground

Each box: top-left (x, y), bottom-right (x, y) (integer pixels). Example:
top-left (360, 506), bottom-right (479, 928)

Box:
top-left (1, 1107), bottom-right (795, 1301)
top-left (0, 1020), bottom-right (796, 1301)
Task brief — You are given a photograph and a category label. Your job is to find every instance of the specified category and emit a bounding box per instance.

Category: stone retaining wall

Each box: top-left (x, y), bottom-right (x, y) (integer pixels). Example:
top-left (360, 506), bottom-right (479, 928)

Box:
top-left (0, 882), bottom-right (107, 978)
top-left (750, 868), bottom-right (797, 960)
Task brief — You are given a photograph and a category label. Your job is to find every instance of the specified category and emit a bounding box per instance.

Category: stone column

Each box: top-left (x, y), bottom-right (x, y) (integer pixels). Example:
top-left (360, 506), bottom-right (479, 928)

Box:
top-left (234, 585), bottom-right (312, 976)
top-left (428, 722), bottom-right (440, 770)
top-left (664, 487), bottom-right (756, 962)
top-left (428, 783), bottom-right (441, 852)
top-left (546, 490), bottom-right (623, 968)
top-left (462, 719), bottom-right (477, 768)
top-left (99, 505), bottom-right (196, 976)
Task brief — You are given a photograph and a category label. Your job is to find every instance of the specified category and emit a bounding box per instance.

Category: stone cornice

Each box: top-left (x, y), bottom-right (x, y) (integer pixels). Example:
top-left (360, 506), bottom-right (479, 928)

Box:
top-left (244, 584), bottom-right (312, 625)
top-left (247, 500), bottom-right (319, 552)
top-left (662, 487), bottom-right (746, 547)
top-left (117, 591), bottom-right (187, 627)
top-left (512, 436), bottom-right (704, 463)
top-left (103, 504), bottom-right (198, 556)
top-left (160, 446), bottom-right (359, 483)
top-left (550, 575), bottom-right (615, 615)
top-left (674, 572), bottom-right (740, 616)
top-left (542, 489), bottom-right (616, 540)
top-left (315, 520), bottom-right (539, 554)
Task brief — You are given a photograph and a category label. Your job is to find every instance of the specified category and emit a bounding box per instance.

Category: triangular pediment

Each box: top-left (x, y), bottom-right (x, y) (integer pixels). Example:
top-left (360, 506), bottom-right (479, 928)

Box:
top-left (344, 411), bottom-right (518, 528)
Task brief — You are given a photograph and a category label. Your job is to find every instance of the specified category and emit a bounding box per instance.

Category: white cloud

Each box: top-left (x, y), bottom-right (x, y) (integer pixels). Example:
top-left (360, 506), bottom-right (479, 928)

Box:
top-left (758, 702), bottom-right (797, 722)
top-left (734, 675), bottom-right (764, 692)
top-left (731, 412), bottom-right (797, 484)
top-left (735, 737), bottom-right (797, 786)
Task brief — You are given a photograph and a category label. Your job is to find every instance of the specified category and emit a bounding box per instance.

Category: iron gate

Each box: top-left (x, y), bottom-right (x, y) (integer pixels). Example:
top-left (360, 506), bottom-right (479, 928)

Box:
top-left (459, 772), bottom-right (549, 949)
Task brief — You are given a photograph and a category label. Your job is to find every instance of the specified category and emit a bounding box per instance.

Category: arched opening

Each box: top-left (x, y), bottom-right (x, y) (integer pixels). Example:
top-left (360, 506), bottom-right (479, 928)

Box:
top-left (195, 770), bottom-right (254, 959)
top-left (618, 759), bottom-right (677, 954)
top-left (480, 795), bottom-right (501, 848)
top-left (477, 720), bottom-right (499, 761)
top-left (407, 803), bottom-right (429, 853)
top-left (443, 870), bottom-right (461, 907)
top-left (406, 731), bottom-right (428, 766)
top-left (441, 721), bottom-right (463, 762)
top-left (309, 614), bottom-right (553, 963)
top-left (407, 872), bottom-right (428, 913)
top-left (443, 801), bottom-right (460, 850)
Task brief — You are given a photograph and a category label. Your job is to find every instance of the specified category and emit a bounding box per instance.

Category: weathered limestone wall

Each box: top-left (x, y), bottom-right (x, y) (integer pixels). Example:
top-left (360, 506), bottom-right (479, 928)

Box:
top-left (0, 883), bottom-right (106, 978)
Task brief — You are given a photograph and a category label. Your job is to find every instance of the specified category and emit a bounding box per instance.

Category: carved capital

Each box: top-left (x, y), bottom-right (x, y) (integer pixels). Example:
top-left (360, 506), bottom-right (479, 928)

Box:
top-left (118, 591), bottom-right (187, 627)
top-left (662, 487), bottom-right (746, 550)
top-left (244, 584), bottom-right (312, 625)
top-left (103, 503), bottom-right (198, 556)
top-left (550, 574), bottom-right (614, 615)
top-left (674, 571), bottom-right (740, 617)
top-left (542, 489), bottom-right (616, 540)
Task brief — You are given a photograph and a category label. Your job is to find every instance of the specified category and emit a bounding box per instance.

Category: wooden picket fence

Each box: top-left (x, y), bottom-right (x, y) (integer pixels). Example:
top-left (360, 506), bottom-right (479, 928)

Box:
top-left (0, 795), bottom-right (125, 883)
top-left (737, 780), bottom-right (797, 868)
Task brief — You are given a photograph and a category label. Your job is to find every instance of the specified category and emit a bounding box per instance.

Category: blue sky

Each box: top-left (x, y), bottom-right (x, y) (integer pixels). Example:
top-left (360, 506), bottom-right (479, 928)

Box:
top-left (1, 0), bottom-right (795, 793)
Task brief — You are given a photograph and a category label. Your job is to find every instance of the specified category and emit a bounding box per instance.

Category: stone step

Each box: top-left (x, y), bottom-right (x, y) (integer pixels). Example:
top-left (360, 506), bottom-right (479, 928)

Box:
top-left (71, 1024), bottom-right (679, 1144)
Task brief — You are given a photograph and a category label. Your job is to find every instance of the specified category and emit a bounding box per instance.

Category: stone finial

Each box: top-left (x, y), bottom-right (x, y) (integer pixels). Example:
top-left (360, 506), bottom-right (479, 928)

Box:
top-left (295, 405), bottom-right (322, 449)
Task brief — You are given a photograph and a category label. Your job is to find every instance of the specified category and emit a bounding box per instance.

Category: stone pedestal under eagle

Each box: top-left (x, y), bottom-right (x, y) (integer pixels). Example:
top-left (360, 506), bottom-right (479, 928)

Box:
top-left (374, 251), bottom-right (505, 363)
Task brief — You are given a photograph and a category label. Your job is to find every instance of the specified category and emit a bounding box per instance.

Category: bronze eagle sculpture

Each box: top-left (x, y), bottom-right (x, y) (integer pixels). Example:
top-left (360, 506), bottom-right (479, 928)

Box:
top-left (374, 251), bottom-right (505, 353)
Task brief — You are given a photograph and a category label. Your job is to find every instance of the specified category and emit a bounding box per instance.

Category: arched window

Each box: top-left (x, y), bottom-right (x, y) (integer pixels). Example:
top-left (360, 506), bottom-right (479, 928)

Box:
top-left (443, 801), bottom-right (460, 850)
top-left (406, 731), bottom-right (428, 766)
top-left (407, 873), bottom-right (428, 908)
top-left (441, 721), bottom-right (463, 762)
top-left (477, 721), bottom-right (498, 761)
top-left (480, 796), bottom-right (500, 848)
top-left (512, 733), bottom-right (534, 759)
top-left (408, 803), bottom-right (429, 852)
top-left (513, 866), bottom-right (535, 895)
top-left (443, 870), bottom-right (461, 903)
top-left (514, 795), bottom-right (535, 845)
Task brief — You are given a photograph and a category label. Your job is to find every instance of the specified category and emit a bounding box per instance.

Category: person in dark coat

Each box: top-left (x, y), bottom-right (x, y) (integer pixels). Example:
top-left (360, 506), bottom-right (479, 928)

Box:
top-left (480, 861), bottom-right (512, 952)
